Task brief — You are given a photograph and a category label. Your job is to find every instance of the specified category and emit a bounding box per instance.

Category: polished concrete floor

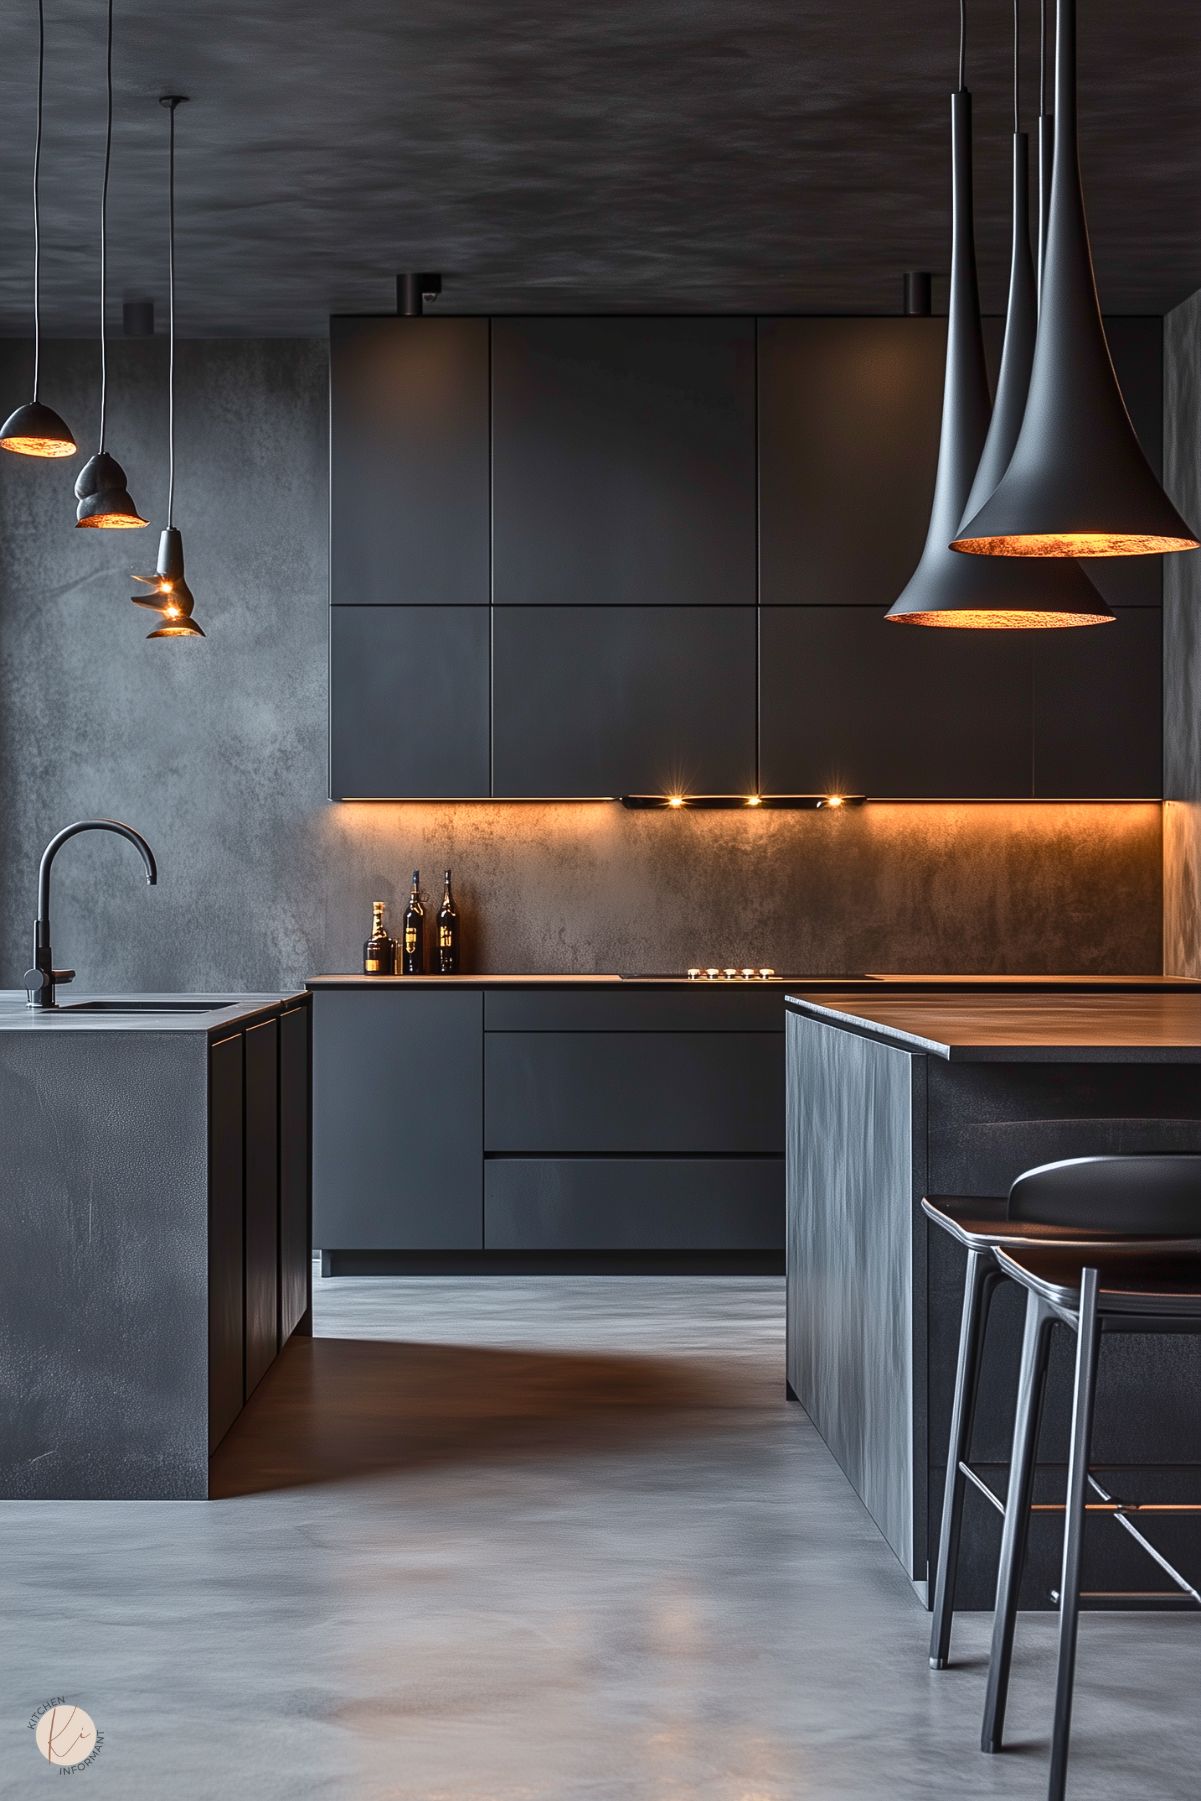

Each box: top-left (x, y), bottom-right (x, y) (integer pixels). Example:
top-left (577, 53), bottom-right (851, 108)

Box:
top-left (1, 1274), bottom-right (1197, 1798)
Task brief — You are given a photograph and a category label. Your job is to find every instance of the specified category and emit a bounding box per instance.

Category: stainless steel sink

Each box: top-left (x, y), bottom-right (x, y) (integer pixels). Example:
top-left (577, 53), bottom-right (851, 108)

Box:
top-left (58, 1000), bottom-right (232, 1013)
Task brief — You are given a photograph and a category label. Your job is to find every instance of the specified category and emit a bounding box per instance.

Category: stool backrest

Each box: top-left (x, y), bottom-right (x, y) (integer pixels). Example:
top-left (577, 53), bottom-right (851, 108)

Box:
top-left (1008, 1155), bottom-right (1201, 1234)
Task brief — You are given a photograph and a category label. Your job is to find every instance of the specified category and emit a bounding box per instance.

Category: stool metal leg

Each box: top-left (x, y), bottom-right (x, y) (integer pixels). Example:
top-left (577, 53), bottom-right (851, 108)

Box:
top-left (930, 1248), bottom-right (1001, 1669)
top-left (982, 1289), bottom-right (1054, 1753)
top-left (1047, 1266), bottom-right (1101, 1801)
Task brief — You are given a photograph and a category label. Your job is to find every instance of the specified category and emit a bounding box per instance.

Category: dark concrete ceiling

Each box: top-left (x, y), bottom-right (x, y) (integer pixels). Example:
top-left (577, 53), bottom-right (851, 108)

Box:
top-left (0, 0), bottom-right (1197, 337)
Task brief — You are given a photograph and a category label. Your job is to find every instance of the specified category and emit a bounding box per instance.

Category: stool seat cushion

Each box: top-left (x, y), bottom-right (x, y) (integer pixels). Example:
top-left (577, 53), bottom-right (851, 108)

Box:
top-left (995, 1244), bottom-right (1201, 1315)
top-left (920, 1196), bottom-right (1182, 1252)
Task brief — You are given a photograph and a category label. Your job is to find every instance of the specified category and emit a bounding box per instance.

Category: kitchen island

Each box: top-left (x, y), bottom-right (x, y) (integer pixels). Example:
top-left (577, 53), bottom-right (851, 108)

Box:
top-left (0, 992), bottom-right (311, 1499)
top-left (784, 989), bottom-right (1201, 1608)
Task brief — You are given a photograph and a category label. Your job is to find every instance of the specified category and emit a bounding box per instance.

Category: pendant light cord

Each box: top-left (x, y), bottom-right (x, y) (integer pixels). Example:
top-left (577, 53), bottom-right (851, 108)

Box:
top-left (957, 0), bottom-right (966, 89)
top-left (1039, 0), bottom-right (1047, 113)
top-left (32, 0), bottom-right (45, 398)
top-left (1013, 0), bottom-right (1020, 131)
top-left (167, 98), bottom-right (175, 526)
top-left (97, 0), bottom-right (112, 451)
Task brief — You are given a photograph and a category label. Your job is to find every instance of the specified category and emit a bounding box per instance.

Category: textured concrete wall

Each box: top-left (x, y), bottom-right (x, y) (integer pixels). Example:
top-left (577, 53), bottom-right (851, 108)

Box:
top-left (1164, 289), bottom-right (1201, 975)
top-left (0, 338), bottom-right (1162, 990)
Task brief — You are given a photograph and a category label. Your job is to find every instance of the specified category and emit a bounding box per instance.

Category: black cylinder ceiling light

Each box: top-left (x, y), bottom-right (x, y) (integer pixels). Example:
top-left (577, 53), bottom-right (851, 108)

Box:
top-left (887, 0), bottom-right (1111, 626)
top-left (75, 0), bottom-right (146, 528)
top-left (0, 0), bottom-right (76, 457)
top-left (131, 97), bottom-right (204, 639)
top-left (953, 0), bottom-right (1198, 559)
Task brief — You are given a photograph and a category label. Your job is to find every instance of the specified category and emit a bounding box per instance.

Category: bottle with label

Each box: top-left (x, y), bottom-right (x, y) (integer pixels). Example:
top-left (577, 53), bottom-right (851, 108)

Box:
top-left (436, 869), bottom-right (460, 974)
top-left (400, 869), bottom-right (425, 974)
top-left (362, 901), bottom-right (393, 976)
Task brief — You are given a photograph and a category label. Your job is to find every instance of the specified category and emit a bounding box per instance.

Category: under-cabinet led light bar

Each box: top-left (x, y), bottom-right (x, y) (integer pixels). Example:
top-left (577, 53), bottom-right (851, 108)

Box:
top-left (619, 793), bottom-right (867, 811)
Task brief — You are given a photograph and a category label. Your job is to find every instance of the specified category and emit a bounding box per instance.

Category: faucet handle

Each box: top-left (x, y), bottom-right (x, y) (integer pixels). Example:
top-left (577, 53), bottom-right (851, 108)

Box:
top-left (24, 967), bottom-right (74, 1004)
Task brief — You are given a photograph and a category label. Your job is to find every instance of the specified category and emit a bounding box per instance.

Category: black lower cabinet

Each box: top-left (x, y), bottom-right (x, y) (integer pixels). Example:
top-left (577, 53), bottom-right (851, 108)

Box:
top-left (209, 1001), bottom-right (312, 1452)
top-left (208, 1034), bottom-right (245, 1452)
top-left (485, 1159), bottom-right (780, 1251)
top-left (278, 1004), bottom-right (312, 1341)
top-left (492, 606), bottom-right (757, 797)
top-left (312, 985), bottom-right (784, 1264)
top-left (484, 1031), bottom-right (782, 1154)
top-left (313, 989), bottom-right (484, 1250)
top-left (244, 1019), bottom-right (280, 1399)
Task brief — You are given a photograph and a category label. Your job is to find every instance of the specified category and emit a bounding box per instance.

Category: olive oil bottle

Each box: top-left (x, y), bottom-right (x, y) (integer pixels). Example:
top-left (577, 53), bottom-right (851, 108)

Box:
top-left (436, 869), bottom-right (460, 974)
top-left (400, 870), bottom-right (425, 974)
top-left (362, 901), bottom-right (393, 976)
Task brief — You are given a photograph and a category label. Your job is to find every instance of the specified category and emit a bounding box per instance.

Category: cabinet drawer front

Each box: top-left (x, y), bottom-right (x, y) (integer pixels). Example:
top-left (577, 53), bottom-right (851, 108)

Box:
top-left (484, 989), bottom-right (785, 1032)
top-left (484, 1032), bottom-right (782, 1154)
top-left (485, 1158), bottom-right (782, 1250)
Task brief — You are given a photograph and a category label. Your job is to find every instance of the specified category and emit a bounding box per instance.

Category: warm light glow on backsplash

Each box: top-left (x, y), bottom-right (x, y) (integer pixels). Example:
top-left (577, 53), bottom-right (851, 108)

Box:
top-left (318, 802), bottom-right (1163, 980)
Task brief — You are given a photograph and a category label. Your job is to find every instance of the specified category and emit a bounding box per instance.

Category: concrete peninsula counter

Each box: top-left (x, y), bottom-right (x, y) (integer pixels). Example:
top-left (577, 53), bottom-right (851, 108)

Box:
top-left (0, 992), bottom-right (311, 1499)
top-left (783, 988), bottom-right (1201, 1609)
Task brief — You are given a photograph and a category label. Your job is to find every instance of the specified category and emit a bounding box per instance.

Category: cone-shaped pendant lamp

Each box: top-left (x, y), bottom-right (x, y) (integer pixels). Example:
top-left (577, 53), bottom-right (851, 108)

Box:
top-left (131, 98), bottom-right (204, 639)
top-left (887, 0), bottom-right (1110, 626)
top-left (953, 0), bottom-right (1197, 557)
top-left (0, 0), bottom-right (76, 457)
top-left (76, 0), bottom-right (145, 528)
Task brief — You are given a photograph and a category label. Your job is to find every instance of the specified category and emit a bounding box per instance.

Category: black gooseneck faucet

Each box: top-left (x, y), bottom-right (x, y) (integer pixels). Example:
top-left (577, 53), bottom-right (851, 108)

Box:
top-left (24, 820), bottom-right (158, 1009)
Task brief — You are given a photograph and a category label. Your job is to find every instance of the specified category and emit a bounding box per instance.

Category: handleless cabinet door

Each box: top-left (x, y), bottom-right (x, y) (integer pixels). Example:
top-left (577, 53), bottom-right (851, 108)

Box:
top-left (491, 318), bottom-right (756, 606)
top-left (759, 319), bottom-right (946, 608)
top-left (330, 605), bottom-right (490, 798)
top-left (279, 1004), bottom-right (311, 1342)
top-left (330, 317), bottom-right (490, 606)
top-left (492, 606), bottom-right (756, 797)
top-left (760, 607), bottom-right (1033, 798)
top-left (244, 1018), bottom-right (280, 1400)
top-left (313, 990), bottom-right (483, 1250)
top-left (1033, 608), bottom-right (1162, 797)
top-left (208, 1033), bottom-right (244, 1452)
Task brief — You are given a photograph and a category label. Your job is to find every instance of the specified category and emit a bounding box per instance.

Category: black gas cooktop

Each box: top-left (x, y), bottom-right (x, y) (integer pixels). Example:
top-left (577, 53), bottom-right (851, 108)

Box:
top-left (618, 972), bottom-right (872, 984)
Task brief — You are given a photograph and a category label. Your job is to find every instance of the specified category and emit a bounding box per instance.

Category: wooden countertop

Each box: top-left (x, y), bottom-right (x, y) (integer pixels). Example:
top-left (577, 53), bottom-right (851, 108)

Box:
top-left (307, 973), bottom-right (1196, 992)
top-left (785, 990), bottom-right (1201, 1062)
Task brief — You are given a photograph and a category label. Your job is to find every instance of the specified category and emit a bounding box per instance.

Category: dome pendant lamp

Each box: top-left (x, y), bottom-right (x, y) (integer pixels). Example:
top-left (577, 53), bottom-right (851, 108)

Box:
top-left (75, 0), bottom-right (146, 528)
top-left (131, 97), bottom-right (204, 639)
top-left (952, 0), bottom-right (1198, 558)
top-left (0, 0), bottom-right (76, 457)
top-left (887, 0), bottom-right (1109, 626)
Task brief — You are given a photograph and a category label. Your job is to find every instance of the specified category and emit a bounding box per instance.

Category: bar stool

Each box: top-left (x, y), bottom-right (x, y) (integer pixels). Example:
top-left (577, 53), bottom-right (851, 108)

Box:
top-left (920, 1164), bottom-right (1199, 1671)
top-left (932, 1155), bottom-right (1201, 1801)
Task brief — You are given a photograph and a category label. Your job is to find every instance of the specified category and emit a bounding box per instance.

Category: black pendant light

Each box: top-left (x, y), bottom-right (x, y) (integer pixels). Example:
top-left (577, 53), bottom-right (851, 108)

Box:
top-left (131, 97), bottom-right (204, 639)
top-left (887, 0), bottom-right (1109, 626)
top-left (75, 0), bottom-right (146, 528)
top-left (952, 0), bottom-right (1198, 558)
top-left (0, 0), bottom-right (76, 457)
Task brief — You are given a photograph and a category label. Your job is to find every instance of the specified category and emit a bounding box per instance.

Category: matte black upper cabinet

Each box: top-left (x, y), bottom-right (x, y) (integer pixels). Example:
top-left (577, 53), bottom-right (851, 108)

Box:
top-left (491, 319), bottom-right (757, 607)
top-left (330, 317), bottom-right (490, 606)
top-left (758, 315), bottom-right (1162, 613)
top-left (760, 608), bottom-right (1034, 798)
top-left (330, 605), bottom-right (490, 799)
top-left (492, 606), bottom-right (757, 797)
top-left (758, 319), bottom-right (946, 608)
